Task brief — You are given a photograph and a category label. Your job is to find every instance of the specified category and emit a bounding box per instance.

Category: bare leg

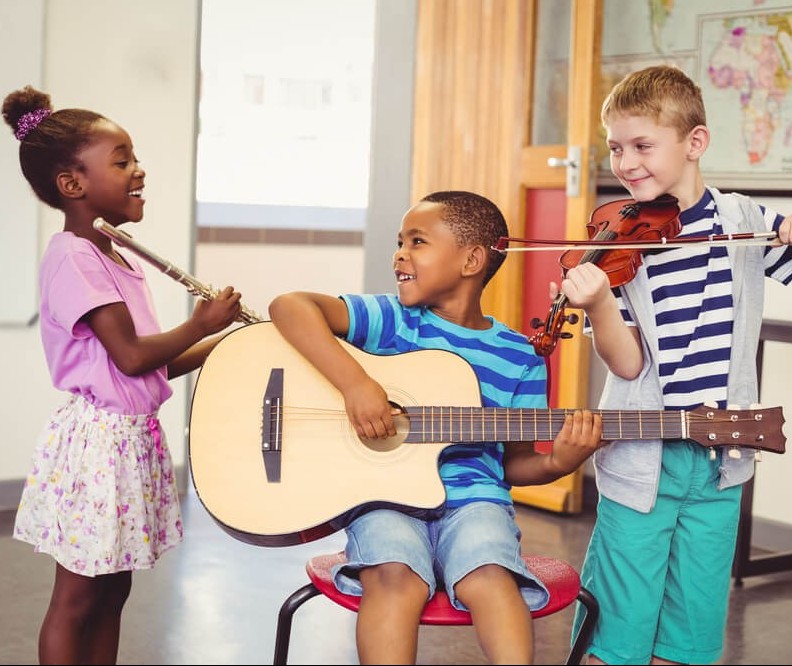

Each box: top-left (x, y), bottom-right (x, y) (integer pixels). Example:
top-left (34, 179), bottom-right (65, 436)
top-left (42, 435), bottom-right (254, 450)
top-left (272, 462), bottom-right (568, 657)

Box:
top-left (83, 572), bottom-right (132, 664)
top-left (455, 564), bottom-right (534, 665)
top-left (356, 562), bottom-right (428, 665)
top-left (39, 564), bottom-right (131, 665)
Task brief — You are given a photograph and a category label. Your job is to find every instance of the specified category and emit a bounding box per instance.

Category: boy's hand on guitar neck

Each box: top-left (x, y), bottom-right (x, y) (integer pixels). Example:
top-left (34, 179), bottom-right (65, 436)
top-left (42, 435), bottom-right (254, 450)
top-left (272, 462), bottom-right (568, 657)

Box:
top-left (504, 409), bottom-right (604, 487)
top-left (545, 410), bottom-right (605, 477)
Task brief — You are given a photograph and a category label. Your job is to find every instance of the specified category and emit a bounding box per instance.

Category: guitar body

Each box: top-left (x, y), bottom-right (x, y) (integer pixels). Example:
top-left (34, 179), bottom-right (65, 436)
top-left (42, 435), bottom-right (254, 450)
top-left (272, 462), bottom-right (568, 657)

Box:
top-left (189, 321), bottom-right (482, 546)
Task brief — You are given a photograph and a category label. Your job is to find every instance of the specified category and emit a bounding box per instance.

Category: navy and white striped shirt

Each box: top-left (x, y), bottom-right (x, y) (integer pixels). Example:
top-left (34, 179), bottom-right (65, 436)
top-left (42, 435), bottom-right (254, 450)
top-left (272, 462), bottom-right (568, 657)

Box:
top-left (341, 293), bottom-right (547, 508)
top-left (609, 190), bottom-right (790, 410)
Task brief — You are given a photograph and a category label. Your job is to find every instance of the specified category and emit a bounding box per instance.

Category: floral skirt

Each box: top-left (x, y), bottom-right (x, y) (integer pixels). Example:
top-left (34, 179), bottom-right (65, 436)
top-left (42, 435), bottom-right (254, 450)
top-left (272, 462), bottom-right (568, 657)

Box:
top-left (13, 394), bottom-right (183, 576)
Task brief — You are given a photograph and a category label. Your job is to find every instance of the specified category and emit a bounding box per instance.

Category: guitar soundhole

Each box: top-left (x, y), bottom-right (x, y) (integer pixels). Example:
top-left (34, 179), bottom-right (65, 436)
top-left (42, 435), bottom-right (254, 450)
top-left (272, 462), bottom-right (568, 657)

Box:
top-left (359, 412), bottom-right (410, 452)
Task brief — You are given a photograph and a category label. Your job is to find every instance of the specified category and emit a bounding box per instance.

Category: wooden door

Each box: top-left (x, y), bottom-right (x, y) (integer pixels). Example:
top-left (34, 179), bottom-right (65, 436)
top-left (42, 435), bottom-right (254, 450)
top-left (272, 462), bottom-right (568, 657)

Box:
top-left (411, 0), bottom-right (603, 513)
top-left (510, 0), bottom-right (603, 513)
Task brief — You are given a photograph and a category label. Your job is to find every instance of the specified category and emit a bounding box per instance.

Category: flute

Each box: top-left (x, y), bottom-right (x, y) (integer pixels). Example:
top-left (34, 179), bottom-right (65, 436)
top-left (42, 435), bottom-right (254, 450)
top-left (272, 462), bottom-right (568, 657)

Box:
top-left (93, 218), bottom-right (264, 324)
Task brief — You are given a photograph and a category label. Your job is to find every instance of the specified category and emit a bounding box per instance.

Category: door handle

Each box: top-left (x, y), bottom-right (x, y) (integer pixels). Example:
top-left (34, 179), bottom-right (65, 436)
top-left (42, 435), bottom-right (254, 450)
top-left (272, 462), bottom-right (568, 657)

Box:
top-left (547, 145), bottom-right (581, 197)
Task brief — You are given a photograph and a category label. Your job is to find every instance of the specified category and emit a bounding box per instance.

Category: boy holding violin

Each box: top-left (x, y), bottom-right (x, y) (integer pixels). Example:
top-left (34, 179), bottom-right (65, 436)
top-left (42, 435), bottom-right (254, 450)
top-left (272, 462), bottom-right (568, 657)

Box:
top-left (553, 64), bottom-right (792, 665)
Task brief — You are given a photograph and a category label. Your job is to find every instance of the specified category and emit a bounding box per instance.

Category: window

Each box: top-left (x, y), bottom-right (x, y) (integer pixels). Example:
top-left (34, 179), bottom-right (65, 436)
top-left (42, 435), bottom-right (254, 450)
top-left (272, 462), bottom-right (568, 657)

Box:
top-left (197, 0), bottom-right (375, 234)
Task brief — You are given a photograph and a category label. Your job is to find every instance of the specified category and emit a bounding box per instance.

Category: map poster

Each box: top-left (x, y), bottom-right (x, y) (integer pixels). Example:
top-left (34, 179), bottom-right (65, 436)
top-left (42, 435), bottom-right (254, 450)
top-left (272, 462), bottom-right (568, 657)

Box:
top-left (600, 0), bottom-right (792, 190)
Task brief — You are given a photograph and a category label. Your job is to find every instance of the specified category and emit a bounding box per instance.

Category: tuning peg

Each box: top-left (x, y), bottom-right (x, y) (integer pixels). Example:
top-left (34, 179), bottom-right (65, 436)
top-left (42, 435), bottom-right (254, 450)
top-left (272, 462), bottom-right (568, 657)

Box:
top-left (530, 317), bottom-right (544, 330)
top-left (728, 447), bottom-right (742, 459)
top-left (566, 313), bottom-right (580, 324)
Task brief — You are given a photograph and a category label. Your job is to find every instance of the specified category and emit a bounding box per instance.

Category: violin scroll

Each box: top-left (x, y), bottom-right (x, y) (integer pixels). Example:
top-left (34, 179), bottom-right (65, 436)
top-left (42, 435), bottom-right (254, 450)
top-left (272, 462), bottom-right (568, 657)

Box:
top-left (528, 295), bottom-right (579, 357)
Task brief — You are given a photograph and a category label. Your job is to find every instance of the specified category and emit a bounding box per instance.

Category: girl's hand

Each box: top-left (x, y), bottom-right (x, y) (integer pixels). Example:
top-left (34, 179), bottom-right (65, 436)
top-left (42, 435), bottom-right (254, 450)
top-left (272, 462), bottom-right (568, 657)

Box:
top-left (191, 286), bottom-right (242, 335)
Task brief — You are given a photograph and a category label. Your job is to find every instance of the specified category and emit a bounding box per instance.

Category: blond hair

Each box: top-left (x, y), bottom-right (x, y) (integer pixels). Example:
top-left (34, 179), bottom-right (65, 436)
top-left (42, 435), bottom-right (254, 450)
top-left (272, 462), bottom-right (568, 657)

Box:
top-left (601, 65), bottom-right (706, 138)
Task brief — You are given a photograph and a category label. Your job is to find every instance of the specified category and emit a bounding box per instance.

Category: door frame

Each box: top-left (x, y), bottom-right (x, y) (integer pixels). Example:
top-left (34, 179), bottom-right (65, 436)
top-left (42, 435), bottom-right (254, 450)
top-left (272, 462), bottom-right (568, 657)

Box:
top-left (510, 0), bottom-right (603, 513)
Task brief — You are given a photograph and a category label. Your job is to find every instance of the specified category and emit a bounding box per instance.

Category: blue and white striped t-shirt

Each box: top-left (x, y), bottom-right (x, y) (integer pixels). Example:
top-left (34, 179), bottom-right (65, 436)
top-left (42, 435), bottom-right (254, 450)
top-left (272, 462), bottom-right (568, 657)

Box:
top-left (341, 293), bottom-right (548, 508)
top-left (610, 190), bottom-right (791, 410)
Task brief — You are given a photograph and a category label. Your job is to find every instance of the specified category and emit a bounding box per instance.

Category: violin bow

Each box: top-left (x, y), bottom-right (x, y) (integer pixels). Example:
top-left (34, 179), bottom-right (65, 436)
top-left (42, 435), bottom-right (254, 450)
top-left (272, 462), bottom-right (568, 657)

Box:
top-left (492, 231), bottom-right (778, 253)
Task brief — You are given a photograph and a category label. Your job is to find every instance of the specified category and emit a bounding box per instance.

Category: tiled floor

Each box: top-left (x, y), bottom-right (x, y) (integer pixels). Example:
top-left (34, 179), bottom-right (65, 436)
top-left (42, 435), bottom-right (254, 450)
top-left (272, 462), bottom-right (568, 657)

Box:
top-left (1, 489), bottom-right (791, 665)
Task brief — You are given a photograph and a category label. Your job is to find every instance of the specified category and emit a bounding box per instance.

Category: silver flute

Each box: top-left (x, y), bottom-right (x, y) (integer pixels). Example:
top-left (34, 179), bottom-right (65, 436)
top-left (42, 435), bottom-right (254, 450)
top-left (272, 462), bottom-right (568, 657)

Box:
top-left (93, 218), bottom-right (263, 324)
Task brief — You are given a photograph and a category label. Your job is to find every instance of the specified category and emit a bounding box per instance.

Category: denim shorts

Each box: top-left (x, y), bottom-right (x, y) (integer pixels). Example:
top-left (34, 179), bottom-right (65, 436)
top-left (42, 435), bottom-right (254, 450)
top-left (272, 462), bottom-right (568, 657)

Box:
top-left (572, 440), bottom-right (742, 664)
top-left (331, 501), bottom-right (550, 612)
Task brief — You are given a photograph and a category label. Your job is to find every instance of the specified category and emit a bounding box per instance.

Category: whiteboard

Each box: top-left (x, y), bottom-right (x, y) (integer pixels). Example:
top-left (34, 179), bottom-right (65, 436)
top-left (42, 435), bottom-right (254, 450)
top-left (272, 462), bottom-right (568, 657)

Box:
top-left (0, 0), bottom-right (43, 325)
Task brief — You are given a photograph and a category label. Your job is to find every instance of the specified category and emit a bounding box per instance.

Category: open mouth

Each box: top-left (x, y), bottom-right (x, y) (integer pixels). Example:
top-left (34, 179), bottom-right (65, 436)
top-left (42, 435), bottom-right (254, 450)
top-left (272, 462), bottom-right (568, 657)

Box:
top-left (129, 188), bottom-right (144, 198)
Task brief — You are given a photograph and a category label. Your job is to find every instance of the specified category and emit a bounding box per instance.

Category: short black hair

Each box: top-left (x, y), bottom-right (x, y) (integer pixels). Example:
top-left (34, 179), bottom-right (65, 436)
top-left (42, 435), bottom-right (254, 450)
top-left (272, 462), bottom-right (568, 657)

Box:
top-left (420, 191), bottom-right (508, 285)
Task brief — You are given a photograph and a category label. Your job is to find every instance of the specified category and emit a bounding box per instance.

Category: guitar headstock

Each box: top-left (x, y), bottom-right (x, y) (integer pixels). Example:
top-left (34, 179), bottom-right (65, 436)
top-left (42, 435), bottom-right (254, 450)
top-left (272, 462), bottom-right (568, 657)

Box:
top-left (687, 405), bottom-right (786, 454)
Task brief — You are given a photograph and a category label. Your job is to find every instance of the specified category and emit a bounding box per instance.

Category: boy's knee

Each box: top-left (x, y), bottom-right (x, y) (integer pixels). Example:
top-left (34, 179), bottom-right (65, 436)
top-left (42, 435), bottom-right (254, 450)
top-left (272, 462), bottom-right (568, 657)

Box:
top-left (360, 561), bottom-right (427, 596)
top-left (454, 564), bottom-right (516, 600)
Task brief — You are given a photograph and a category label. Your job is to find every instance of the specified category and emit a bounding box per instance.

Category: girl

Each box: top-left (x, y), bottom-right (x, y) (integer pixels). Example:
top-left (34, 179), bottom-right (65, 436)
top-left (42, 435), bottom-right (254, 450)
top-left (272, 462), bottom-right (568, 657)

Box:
top-left (3, 85), bottom-right (242, 665)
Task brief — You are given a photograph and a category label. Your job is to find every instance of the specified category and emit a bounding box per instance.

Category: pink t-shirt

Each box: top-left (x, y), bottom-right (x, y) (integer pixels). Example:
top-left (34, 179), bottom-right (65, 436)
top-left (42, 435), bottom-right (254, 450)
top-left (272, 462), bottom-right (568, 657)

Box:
top-left (38, 232), bottom-right (172, 415)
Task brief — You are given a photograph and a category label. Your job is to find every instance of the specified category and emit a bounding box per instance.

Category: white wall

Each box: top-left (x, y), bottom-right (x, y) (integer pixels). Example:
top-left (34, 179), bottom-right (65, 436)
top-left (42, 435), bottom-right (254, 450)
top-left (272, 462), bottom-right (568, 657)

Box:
top-left (196, 243), bottom-right (364, 317)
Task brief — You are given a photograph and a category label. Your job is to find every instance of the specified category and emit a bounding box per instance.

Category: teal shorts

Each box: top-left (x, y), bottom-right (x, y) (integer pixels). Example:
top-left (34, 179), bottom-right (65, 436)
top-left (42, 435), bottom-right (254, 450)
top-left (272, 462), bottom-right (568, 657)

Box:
top-left (572, 440), bottom-right (742, 665)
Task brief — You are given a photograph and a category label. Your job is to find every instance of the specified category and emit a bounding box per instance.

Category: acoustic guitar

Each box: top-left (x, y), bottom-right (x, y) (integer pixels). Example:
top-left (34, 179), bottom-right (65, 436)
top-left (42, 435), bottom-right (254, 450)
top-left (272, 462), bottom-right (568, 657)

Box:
top-left (188, 321), bottom-right (786, 547)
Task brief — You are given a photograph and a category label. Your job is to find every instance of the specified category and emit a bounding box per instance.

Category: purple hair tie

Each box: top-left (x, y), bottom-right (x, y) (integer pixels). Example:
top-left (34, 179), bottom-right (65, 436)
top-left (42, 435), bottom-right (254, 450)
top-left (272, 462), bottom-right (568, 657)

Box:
top-left (15, 108), bottom-right (52, 141)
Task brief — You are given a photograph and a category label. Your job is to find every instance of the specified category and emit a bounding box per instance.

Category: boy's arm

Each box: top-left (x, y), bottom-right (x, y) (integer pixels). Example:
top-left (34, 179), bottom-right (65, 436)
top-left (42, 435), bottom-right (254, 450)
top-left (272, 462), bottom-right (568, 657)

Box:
top-left (553, 262), bottom-right (643, 379)
top-left (503, 410), bottom-right (604, 486)
top-left (268, 292), bottom-right (397, 439)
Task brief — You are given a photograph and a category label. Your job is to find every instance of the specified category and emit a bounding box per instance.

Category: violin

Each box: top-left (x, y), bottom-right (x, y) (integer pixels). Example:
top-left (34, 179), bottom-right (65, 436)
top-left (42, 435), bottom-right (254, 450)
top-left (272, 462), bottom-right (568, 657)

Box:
top-left (493, 194), bottom-right (777, 357)
top-left (528, 194), bottom-right (681, 357)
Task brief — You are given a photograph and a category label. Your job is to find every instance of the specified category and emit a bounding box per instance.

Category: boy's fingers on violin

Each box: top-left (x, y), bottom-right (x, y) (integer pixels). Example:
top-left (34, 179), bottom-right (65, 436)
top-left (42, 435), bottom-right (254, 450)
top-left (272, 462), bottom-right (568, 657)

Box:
top-left (566, 263), bottom-right (608, 288)
top-left (777, 215), bottom-right (792, 244)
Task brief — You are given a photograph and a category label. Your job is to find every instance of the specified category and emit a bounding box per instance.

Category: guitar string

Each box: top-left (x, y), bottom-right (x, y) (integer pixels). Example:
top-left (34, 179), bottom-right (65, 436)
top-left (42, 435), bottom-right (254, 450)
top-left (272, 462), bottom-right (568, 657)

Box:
top-left (264, 408), bottom-right (770, 441)
top-left (259, 409), bottom-right (773, 448)
top-left (269, 407), bottom-right (762, 423)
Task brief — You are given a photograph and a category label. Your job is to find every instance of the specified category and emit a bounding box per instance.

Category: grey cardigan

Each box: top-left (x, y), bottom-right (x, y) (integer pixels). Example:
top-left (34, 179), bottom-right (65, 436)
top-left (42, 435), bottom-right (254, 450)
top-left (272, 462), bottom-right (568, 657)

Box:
top-left (593, 187), bottom-right (767, 513)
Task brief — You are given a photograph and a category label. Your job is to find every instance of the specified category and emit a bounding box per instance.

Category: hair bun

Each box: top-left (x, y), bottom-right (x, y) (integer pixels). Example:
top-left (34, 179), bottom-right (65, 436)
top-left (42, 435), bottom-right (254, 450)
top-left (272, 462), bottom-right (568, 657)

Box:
top-left (2, 85), bottom-right (53, 140)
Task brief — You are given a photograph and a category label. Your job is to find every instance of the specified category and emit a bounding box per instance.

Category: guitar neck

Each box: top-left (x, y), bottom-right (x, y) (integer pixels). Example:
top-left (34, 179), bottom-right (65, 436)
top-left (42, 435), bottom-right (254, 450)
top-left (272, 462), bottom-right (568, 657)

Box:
top-left (401, 407), bottom-right (685, 443)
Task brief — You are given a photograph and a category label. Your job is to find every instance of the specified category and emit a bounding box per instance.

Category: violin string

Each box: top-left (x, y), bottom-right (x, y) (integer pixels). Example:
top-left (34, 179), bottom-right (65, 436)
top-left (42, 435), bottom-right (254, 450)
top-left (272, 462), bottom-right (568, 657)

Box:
top-left (496, 237), bottom-right (776, 252)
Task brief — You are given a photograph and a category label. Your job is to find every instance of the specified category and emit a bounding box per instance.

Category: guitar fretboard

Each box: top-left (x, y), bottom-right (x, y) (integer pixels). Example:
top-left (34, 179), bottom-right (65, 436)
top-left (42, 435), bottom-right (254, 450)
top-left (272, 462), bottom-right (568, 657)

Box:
top-left (401, 407), bottom-right (686, 443)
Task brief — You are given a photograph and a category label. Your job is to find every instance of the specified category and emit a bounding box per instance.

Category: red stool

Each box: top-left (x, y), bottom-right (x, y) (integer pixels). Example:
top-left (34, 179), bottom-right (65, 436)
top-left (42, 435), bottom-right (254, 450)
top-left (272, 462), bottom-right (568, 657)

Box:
top-left (273, 551), bottom-right (598, 664)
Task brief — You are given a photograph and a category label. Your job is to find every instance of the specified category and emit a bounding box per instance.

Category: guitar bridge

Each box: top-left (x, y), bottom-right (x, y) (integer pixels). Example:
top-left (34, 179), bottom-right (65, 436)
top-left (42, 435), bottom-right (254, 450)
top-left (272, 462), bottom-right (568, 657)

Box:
top-left (262, 368), bottom-right (283, 482)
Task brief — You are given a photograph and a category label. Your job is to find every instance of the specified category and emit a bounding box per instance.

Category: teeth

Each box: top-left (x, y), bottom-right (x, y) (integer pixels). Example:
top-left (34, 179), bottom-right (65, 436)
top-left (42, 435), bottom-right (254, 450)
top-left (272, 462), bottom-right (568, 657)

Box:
top-left (129, 189), bottom-right (143, 197)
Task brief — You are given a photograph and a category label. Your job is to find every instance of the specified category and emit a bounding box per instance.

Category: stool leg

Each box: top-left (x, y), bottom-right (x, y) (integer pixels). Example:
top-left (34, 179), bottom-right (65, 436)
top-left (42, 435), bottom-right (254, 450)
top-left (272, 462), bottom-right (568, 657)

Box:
top-left (565, 586), bottom-right (600, 666)
top-left (273, 583), bottom-right (322, 665)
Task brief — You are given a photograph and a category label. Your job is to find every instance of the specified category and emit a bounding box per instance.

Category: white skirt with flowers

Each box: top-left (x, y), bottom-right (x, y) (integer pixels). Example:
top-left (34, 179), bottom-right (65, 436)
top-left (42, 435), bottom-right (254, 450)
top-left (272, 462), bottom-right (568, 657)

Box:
top-left (13, 394), bottom-right (183, 576)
